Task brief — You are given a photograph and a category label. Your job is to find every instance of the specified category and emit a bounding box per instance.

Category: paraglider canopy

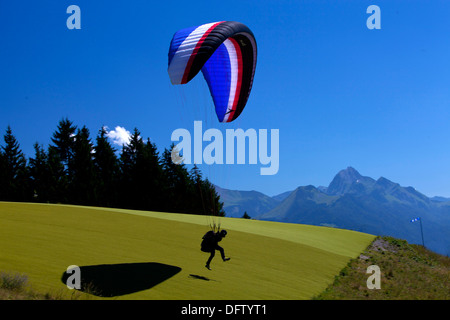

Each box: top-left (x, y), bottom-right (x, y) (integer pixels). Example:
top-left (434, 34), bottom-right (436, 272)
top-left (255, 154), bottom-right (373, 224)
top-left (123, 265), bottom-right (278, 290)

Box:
top-left (168, 21), bottom-right (257, 123)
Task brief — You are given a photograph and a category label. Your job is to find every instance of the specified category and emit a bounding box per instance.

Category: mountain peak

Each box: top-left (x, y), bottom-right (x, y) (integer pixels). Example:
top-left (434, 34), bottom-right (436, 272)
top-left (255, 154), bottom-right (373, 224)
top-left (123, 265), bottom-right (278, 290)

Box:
top-left (342, 166), bottom-right (362, 178)
top-left (327, 167), bottom-right (363, 195)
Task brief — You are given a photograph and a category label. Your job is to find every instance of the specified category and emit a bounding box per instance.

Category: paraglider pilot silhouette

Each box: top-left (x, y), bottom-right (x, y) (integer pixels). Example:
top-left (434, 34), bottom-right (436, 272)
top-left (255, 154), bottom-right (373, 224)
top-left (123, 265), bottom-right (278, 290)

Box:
top-left (201, 229), bottom-right (230, 270)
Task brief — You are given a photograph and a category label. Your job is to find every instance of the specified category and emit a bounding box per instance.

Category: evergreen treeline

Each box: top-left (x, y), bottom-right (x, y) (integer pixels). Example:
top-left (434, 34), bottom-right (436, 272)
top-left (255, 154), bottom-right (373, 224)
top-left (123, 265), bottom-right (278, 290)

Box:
top-left (0, 119), bottom-right (224, 216)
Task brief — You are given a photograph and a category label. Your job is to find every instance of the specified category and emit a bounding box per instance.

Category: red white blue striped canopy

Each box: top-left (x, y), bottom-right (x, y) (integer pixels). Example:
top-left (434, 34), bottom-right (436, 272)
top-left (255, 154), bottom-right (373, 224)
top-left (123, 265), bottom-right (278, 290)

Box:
top-left (168, 21), bottom-right (257, 123)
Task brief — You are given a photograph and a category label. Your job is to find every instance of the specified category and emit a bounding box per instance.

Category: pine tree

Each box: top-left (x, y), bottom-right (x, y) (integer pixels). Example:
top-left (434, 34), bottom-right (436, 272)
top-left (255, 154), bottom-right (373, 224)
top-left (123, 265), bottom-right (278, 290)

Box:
top-left (118, 128), bottom-right (165, 211)
top-left (0, 126), bottom-right (30, 201)
top-left (188, 164), bottom-right (207, 215)
top-left (93, 127), bottom-right (119, 207)
top-left (0, 149), bottom-right (6, 200)
top-left (242, 211), bottom-right (251, 219)
top-left (48, 118), bottom-right (76, 202)
top-left (70, 126), bottom-right (96, 205)
top-left (201, 178), bottom-right (225, 218)
top-left (161, 144), bottom-right (191, 213)
top-left (46, 144), bottom-right (67, 203)
top-left (138, 138), bottom-right (164, 211)
top-left (119, 128), bottom-right (143, 209)
top-left (50, 118), bottom-right (76, 173)
top-left (29, 143), bottom-right (51, 202)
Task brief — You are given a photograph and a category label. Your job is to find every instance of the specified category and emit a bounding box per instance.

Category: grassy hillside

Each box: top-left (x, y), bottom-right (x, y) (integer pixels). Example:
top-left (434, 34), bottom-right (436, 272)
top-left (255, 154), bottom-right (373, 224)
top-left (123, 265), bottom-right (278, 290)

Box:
top-left (0, 202), bottom-right (374, 299)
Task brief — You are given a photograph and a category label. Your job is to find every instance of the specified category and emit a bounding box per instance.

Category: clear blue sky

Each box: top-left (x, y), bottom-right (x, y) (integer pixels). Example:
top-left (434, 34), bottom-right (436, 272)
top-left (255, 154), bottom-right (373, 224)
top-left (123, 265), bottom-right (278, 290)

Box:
top-left (1, 0), bottom-right (450, 197)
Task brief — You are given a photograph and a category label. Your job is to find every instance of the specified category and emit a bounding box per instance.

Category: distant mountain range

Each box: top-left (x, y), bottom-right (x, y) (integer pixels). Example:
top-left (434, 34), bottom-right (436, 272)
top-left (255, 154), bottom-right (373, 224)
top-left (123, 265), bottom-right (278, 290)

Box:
top-left (215, 167), bottom-right (450, 256)
top-left (213, 185), bottom-right (280, 218)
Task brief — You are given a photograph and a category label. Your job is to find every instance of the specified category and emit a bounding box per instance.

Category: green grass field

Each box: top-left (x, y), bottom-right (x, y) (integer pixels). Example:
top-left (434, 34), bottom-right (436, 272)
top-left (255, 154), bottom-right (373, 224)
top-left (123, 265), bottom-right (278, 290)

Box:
top-left (0, 202), bottom-right (374, 299)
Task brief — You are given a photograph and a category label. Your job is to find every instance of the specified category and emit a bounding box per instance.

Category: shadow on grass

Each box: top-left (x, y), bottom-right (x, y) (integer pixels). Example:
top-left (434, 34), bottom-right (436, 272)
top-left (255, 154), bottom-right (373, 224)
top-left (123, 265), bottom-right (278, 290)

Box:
top-left (61, 262), bottom-right (181, 297)
top-left (188, 274), bottom-right (215, 281)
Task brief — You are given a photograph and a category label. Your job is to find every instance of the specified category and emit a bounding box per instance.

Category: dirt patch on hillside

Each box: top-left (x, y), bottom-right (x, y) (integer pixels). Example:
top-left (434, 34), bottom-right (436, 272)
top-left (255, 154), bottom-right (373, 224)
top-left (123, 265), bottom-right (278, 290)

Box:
top-left (370, 237), bottom-right (398, 253)
top-left (359, 237), bottom-right (397, 260)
